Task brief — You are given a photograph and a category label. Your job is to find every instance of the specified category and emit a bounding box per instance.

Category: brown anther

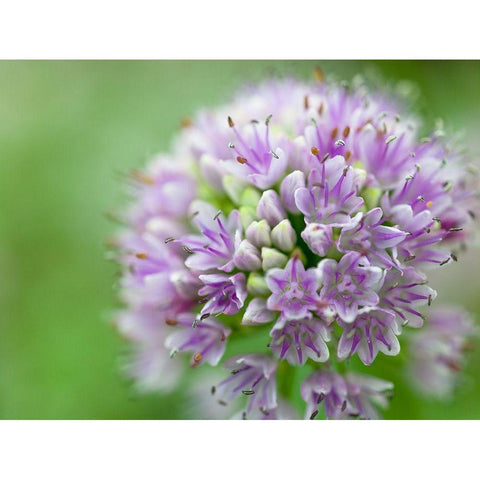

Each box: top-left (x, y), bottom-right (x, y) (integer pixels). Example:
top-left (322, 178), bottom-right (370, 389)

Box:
top-left (313, 66), bottom-right (325, 83)
top-left (341, 400), bottom-right (347, 412)
top-left (135, 252), bottom-right (148, 259)
top-left (345, 150), bottom-right (352, 161)
top-left (426, 200), bottom-right (433, 208)
top-left (227, 116), bottom-right (235, 128)
top-left (183, 246), bottom-right (194, 254)
top-left (236, 156), bottom-right (248, 164)
top-left (164, 237), bottom-right (175, 244)
top-left (180, 117), bottom-right (192, 128)
top-left (428, 295), bottom-right (433, 306)
top-left (343, 126), bottom-right (351, 138)
top-left (304, 95), bottom-right (309, 110)
top-left (318, 103), bottom-right (324, 115)
top-left (310, 410), bottom-right (319, 420)
top-left (311, 146), bottom-right (320, 156)
top-left (193, 353), bottom-right (202, 363)
top-left (451, 253), bottom-right (458, 262)
top-left (330, 127), bottom-right (338, 140)
top-left (404, 255), bottom-right (416, 262)
top-left (211, 386), bottom-right (216, 395)
top-left (132, 171), bottom-right (155, 185)
top-left (165, 318), bottom-right (178, 326)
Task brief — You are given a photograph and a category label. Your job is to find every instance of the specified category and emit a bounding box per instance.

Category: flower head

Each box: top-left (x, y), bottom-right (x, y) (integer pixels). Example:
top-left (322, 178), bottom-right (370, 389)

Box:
top-left (112, 72), bottom-right (478, 420)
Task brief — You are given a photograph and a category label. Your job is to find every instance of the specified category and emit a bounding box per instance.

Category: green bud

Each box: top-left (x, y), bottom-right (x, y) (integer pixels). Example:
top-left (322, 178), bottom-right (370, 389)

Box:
top-left (271, 219), bottom-right (297, 252)
top-left (246, 272), bottom-right (270, 296)
top-left (239, 206), bottom-right (258, 230)
top-left (240, 187), bottom-right (261, 208)
top-left (261, 247), bottom-right (288, 270)
top-left (222, 175), bottom-right (247, 204)
top-left (246, 219), bottom-right (271, 248)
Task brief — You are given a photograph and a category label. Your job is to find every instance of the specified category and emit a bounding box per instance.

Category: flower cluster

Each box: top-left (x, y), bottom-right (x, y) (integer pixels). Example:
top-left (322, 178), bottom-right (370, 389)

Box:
top-left (111, 71), bottom-right (478, 419)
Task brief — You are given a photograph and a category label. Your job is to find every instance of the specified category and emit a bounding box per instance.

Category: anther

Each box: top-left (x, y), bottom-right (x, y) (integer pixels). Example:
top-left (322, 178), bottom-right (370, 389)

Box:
top-left (451, 253), bottom-right (458, 262)
top-left (330, 127), bottom-right (338, 140)
top-left (426, 200), bottom-right (433, 208)
top-left (317, 393), bottom-right (325, 404)
top-left (213, 210), bottom-right (222, 221)
top-left (313, 66), bottom-right (325, 82)
top-left (165, 318), bottom-right (178, 326)
top-left (310, 410), bottom-right (319, 420)
top-left (164, 237), bottom-right (175, 244)
top-left (242, 411), bottom-right (247, 420)
top-left (270, 150), bottom-right (279, 159)
top-left (135, 252), bottom-right (148, 259)
top-left (343, 126), bottom-right (350, 138)
top-left (183, 246), bottom-right (194, 254)
top-left (236, 156), bottom-right (248, 164)
top-left (439, 257), bottom-right (451, 266)
top-left (428, 295), bottom-right (433, 306)
top-left (180, 117), bottom-right (192, 128)
top-left (242, 390), bottom-right (255, 396)
top-left (404, 255), bottom-right (416, 262)
top-left (318, 103), bottom-right (324, 115)
top-left (322, 153), bottom-right (330, 163)
top-left (449, 227), bottom-right (463, 232)
top-left (341, 400), bottom-right (347, 412)
top-left (218, 400), bottom-right (227, 406)
top-left (200, 313), bottom-right (210, 321)
top-left (304, 95), bottom-right (309, 110)
top-left (345, 150), bottom-right (352, 161)
top-left (227, 116), bottom-right (235, 128)
top-left (211, 386), bottom-right (216, 395)
top-left (311, 146), bottom-right (320, 156)
top-left (193, 353), bottom-right (202, 363)
top-left (265, 114), bottom-right (272, 126)
top-left (386, 135), bottom-right (397, 145)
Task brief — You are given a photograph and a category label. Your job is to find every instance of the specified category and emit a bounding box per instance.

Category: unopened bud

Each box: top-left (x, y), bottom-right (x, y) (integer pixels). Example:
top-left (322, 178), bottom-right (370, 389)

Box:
top-left (261, 247), bottom-right (288, 270)
top-left (234, 240), bottom-right (262, 271)
top-left (257, 190), bottom-right (286, 227)
top-left (271, 219), bottom-right (297, 252)
top-left (246, 220), bottom-right (271, 248)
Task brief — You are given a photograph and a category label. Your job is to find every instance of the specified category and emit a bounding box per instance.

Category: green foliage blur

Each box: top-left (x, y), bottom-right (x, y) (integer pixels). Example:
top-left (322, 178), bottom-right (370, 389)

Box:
top-left (1, 60), bottom-right (479, 419)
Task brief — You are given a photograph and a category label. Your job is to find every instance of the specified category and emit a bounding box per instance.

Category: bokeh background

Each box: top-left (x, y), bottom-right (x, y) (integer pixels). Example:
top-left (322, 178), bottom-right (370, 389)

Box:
top-left (1, 60), bottom-right (479, 419)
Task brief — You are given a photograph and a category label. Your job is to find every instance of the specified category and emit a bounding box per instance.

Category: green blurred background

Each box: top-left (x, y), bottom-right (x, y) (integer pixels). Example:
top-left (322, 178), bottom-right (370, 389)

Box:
top-left (0, 60), bottom-right (479, 419)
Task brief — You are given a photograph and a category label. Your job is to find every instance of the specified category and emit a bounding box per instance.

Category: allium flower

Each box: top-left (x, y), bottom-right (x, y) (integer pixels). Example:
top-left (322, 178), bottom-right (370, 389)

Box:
top-left (266, 257), bottom-right (322, 319)
top-left (301, 370), bottom-right (393, 419)
top-left (408, 307), bottom-right (477, 398)
top-left (213, 354), bottom-right (277, 416)
top-left (318, 252), bottom-right (384, 323)
top-left (111, 70), bottom-right (478, 419)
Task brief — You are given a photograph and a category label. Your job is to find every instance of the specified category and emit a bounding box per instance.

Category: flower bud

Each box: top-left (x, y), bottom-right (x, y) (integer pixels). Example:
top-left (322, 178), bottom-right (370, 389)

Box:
top-left (257, 189), bottom-right (286, 227)
top-left (239, 206), bottom-right (257, 230)
top-left (271, 219), bottom-right (297, 252)
top-left (246, 272), bottom-right (270, 296)
top-left (301, 223), bottom-right (333, 256)
top-left (242, 298), bottom-right (275, 325)
top-left (246, 220), bottom-right (271, 248)
top-left (280, 170), bottom-right (305, 213)
top-left (240, 187), bottom-right (261, 208)
top-left (234, 239), bottom-right (262, 271)
top-left (222, 175), bottom-right (247, 204)
top-left (261, 247), bottom-right (288, 270)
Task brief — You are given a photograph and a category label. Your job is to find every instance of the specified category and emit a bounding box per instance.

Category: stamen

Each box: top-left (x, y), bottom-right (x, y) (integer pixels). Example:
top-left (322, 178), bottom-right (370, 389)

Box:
top-left (164, 237), bottom-right (175, 244)
top-left (310, 409), bottom-right (319, 420)
top-left (242, 390), bottom-right (255, 396)
top-left (311, 146), bottom-right (320, 156)
top-left (135, 252), bottom-right (148, 259)
top-left (227, 116), bottom-right (235, 128)
top-left (313, 66), bottom-right (325, 82)
top-left (183, 246), bottom-right (194, 254)
top-left (165, 319), bottom-right (178, 326)
top-left (236, 156), bottom-right (248, 164)
top-left (343, 126), bottom-right (350, 138)
top-left (304, 95), bottom-right (309, 110)
top-left (385, 135), bottom-right (397, 145)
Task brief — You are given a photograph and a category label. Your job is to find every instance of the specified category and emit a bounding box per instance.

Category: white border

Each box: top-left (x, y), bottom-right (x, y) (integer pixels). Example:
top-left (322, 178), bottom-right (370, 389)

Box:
top-left (0, 1), bottom-right (478, 59)
top-left (0, 421), bottom-right (477, 478)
